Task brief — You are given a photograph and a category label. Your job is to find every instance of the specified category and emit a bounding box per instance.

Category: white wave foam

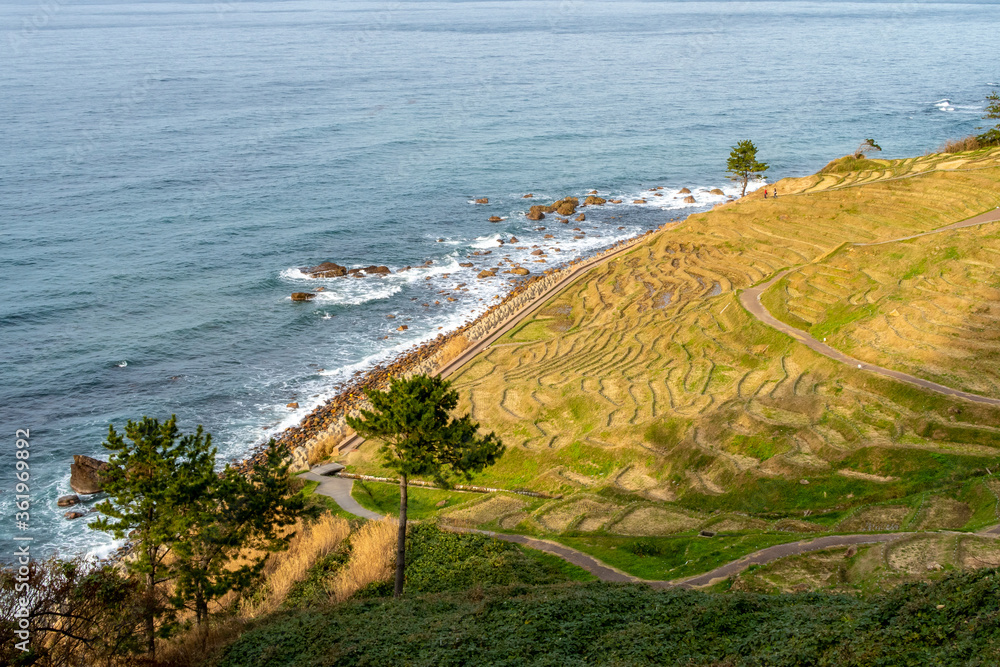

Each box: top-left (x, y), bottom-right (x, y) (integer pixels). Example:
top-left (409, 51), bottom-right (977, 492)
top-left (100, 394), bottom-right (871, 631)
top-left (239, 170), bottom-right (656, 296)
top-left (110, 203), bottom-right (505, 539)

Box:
top-left (310, 282), bottom-right (402, 305)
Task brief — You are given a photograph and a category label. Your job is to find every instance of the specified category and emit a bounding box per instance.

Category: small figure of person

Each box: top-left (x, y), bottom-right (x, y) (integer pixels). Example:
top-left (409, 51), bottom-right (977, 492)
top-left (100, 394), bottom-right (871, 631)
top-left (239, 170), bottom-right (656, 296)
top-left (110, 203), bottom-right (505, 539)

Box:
top-left (763, 188), bottom-right (768, 199)
top-left (773, 187), bottom-right (778, 199)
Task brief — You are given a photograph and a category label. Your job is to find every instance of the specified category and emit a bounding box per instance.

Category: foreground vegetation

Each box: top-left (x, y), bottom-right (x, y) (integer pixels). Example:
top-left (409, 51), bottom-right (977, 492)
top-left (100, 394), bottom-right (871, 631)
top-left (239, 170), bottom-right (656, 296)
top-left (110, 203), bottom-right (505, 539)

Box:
top-left (214, 567), bottom-right (1000, 666)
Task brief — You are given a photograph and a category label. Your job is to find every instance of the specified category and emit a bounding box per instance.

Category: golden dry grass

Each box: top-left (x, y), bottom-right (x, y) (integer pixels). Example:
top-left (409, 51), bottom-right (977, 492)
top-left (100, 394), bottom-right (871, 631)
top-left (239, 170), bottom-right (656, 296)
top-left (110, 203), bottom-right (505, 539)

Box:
top-left (327, 517), bottom-right (396, 603)
top-left (242, 514), bottom-right (352, 617)
top-left (764, 221), bottom-right (1000, 398)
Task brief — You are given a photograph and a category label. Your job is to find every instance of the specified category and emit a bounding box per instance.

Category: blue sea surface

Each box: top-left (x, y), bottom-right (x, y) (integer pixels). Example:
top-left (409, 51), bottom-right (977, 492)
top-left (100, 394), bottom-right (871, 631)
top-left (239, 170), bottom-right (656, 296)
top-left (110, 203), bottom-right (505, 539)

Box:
top-left (1, 0), bottom-right (998, 557)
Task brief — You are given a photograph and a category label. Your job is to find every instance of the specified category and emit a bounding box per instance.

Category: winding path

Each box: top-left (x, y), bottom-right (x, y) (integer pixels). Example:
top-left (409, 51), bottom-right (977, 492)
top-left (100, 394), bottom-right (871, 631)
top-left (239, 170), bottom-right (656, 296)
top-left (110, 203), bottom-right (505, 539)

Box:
top-left (306, 472), bottom-right (1000, 587)
top-left (740, 207), bottom-right (1000, 407)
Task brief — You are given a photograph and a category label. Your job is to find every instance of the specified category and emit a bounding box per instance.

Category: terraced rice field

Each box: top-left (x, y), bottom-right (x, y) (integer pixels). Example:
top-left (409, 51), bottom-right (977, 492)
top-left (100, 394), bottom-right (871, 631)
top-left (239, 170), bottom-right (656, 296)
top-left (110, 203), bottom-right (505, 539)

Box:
top-left (762, 217), bottom-right (1000, 399)
top-left (345, 147), bottom-right (1000, 544)
top-left (733, 531), bottom-right (1000, 595)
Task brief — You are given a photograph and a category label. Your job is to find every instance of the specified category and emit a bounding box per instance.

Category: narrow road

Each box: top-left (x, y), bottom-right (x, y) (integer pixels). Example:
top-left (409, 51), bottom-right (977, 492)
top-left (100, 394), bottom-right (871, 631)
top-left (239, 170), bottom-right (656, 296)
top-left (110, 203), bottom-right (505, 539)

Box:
top-left (740, 207), bottom-right (1000, 407)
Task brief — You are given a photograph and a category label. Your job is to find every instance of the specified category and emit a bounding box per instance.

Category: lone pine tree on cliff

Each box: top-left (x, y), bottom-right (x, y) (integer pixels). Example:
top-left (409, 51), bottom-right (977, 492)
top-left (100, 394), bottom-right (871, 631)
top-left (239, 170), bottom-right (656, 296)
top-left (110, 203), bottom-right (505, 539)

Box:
top-left (727, 139), bottom-right (770, 197)
top-left (346, 374), bottom-right (504, 598)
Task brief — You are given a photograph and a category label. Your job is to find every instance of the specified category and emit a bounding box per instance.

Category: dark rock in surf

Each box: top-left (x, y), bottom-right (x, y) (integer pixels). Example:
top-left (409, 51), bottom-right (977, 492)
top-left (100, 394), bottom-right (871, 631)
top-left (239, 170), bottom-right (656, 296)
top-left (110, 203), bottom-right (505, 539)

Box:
top-left (70, 455), bottom-right (109, 495)
top-left (303, 262), bottom-right (347, 278)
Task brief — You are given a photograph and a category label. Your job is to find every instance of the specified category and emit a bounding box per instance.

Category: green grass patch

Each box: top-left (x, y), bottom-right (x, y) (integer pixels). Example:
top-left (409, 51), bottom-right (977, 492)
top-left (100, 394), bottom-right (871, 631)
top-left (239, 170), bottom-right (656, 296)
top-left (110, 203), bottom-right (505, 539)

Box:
top-left (557, 533), bottom-right (805, 580)
top-left (350, 480), bottom-right (479, 520)
top-left (404, 523), bottom-right (586, 593)
top-left (810, 301), bottom-right (877, 340)
top-left (960, 481), bottom-right (999, 531)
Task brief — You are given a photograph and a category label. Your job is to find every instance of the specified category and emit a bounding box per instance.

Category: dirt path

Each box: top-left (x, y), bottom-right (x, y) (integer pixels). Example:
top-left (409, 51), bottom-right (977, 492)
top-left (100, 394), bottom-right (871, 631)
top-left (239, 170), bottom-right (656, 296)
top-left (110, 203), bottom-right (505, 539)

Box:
top-left (741, 207), bottom-right (1000, 407)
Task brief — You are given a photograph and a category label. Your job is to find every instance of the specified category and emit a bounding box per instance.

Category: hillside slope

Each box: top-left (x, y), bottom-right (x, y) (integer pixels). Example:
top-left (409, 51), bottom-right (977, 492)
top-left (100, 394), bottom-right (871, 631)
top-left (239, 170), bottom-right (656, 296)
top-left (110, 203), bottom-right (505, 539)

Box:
top-left (344, 147), bottom-right (1000, 577)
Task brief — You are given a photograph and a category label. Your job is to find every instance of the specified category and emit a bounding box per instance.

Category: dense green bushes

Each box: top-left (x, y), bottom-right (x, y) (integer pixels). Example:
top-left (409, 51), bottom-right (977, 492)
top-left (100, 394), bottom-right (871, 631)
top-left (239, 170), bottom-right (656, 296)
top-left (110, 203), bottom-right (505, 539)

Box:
top-left (403, 524), bottom-right (571, 593)
top-left (213, 568), bottom-right (1000, 666)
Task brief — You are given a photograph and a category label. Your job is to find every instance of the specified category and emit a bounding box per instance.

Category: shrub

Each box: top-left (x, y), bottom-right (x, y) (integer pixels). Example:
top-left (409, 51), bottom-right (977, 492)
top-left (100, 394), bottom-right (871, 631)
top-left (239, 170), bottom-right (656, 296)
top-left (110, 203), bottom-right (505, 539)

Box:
top-left (624, 540), bottom-right (663, 557)
top-left (939, 135), bottom-right (981, 153)
top-left (403, 523), bottom-right (569, 593)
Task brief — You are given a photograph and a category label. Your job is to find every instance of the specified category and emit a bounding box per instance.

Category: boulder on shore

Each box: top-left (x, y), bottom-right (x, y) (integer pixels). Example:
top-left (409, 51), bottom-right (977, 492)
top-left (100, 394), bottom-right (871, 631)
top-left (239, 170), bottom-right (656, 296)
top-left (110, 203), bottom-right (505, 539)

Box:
top-left (584, 195), bottom-right (606, 206)
top-left (64, 511), bottom-right (86, 520)
top-left (477, 269), bottom-right (497, 278)
top-left (678, 187), bottom-right (691, 194)
top-left (70, 455), bottom-right (109, 495)
top-left (475, 197), bottom-right (489, 204)
top-left (575, 213), bottom-right (586, 222)
top-left (609, 199), bottom-right (623, 204)
top-left (57, 494), bottom-right (80, 507)
top-left (303, 261), bottom-right (347, 278)
top-left (510, 267), bottom-right (530, 276)
top-left (522, 193), bottom-right (533, 198)
top-left (683, 195), bottom-right (696, 204)
top-left (488, 216), bottom-right (502, 222)
top-left (709, 188), bottom-right (725, 195)
top-left (291, 292), bottom-right (316, 301)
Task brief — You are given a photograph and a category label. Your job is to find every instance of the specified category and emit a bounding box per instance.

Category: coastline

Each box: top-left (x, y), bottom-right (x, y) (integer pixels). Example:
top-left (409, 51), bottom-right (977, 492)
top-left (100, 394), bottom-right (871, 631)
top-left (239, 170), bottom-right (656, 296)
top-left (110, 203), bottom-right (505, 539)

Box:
top-left (241, 219), bottom-right (682, 474)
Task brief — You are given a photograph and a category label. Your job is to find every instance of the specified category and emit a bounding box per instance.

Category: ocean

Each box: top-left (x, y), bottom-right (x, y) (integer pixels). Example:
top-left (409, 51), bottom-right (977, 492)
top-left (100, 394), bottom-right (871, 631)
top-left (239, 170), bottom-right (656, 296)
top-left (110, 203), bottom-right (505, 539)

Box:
top-left (1, 0), bottom-right (998, 558)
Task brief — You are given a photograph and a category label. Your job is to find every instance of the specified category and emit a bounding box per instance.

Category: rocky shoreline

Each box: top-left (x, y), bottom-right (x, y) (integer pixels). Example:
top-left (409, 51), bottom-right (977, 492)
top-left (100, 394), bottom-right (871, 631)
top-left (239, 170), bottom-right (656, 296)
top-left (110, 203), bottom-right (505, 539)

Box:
top-left (235, 222), bottom-right (669, 475)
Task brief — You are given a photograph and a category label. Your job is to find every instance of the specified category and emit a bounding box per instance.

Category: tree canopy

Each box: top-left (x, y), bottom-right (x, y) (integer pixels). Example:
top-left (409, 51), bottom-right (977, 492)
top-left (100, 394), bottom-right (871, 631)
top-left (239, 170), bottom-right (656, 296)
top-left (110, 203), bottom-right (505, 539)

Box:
top-left (978, 91), bottom-right (1000, 146)
top-left (346, 374), bottom-right (504, 597)
top-left (90, 416), bottom-right (306, 657)
top-left (726, 140), bottom-right (769, 197)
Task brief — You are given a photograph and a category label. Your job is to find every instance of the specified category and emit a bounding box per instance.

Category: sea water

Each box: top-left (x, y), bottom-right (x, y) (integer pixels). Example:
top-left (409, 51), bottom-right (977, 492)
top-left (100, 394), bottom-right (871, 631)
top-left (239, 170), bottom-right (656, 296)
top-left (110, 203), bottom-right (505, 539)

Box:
top-left (1, 0), bottom-right (998, 558)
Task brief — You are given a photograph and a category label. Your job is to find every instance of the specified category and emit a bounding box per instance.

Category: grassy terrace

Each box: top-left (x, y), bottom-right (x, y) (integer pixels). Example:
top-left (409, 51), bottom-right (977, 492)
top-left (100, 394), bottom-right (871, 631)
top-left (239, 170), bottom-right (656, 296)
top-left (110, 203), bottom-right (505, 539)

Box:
top-left (342, 147), bottom-right (1000, 582)
top-left (761, 215), bottom-right (1000, 399)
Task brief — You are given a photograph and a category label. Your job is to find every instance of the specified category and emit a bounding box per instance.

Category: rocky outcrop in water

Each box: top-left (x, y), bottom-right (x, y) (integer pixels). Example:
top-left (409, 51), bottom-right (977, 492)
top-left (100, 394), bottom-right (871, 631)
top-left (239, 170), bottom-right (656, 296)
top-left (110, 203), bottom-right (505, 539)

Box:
top-left (291, 292), bottom-right (316, 301)
top-left (70, 455), bottom-right (109, 495)
top-left (303, 262), bottom-right (347, 278)
top-left (584, 195), bottom-right (606, 206)
top-left (348, 265), bottom-right (391, 277)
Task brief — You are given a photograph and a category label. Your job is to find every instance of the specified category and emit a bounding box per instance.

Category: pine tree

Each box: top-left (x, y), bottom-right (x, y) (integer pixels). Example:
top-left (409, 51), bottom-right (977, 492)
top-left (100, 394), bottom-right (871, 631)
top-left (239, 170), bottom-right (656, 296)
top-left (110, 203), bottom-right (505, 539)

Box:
top-left (346, 375), bottom-right (504, 597)
top-left (90, 416), bottom-right (217, 657)
top-left (171, 441), bottom-right (309, 629)
top-left (977, 91), bottom-right (1000, 146)
top-left (726, 140), bottom-right (770, 197)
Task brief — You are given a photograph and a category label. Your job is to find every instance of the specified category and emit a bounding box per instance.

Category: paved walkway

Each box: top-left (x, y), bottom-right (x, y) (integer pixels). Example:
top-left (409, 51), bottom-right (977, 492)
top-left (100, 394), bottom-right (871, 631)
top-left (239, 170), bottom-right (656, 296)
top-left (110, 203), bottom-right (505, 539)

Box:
top-left (301, 471), bottom-right (383, 520)
top-left (741, 207), bottom-right (1000, 407)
